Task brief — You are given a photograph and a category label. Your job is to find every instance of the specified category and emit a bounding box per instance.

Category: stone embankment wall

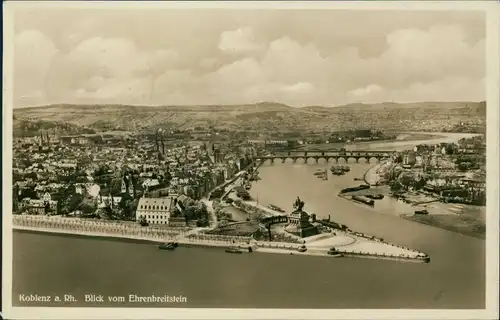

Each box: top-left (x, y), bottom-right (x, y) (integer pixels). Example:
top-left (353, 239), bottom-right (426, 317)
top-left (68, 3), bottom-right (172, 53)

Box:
top-left (13, 215), bottom-right (187, 238)
top-left (187, 233), bottom-right (252, 243)
top-left (337, 250), bottom-right (429, 263)
top-left (255, 241), bottom-right (301, 250)
top-left (12, 215), bottom-right (251, 246)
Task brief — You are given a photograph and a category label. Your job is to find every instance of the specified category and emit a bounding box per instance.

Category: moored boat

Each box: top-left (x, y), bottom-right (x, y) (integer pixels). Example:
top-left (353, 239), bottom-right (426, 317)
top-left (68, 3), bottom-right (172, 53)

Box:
top-left (351, 195), bottom-right (375, 206)
top-left (415, 209), bottom-right (429, 215)
top-left (225, 246), bottom-right (244, 254)
top-left (297, 245), bottom-right (307, 253)
top-left (158, 242), bottom-right (178, 250)
top-left (366, 194), bottom-right (384, 200)
top-left (327, 247), bottom-right (343, 257)
top-left (340, 184), bottom-right (370, 193)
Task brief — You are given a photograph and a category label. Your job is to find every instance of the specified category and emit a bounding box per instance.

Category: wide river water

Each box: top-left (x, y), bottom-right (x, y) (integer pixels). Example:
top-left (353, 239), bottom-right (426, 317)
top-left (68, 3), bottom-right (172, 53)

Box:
top-left (12, 132), bottom-right (485, 309)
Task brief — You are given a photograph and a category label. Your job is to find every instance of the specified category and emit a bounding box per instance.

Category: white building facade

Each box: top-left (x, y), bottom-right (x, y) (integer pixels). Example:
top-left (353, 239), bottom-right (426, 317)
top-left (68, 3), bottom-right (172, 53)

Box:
top-left (135, 197), bottom-right (175, 225)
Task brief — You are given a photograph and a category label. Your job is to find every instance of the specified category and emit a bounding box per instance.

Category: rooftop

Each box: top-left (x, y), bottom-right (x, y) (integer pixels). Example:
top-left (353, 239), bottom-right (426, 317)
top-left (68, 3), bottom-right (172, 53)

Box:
top-left (137, 197), bottom-right (175, 212)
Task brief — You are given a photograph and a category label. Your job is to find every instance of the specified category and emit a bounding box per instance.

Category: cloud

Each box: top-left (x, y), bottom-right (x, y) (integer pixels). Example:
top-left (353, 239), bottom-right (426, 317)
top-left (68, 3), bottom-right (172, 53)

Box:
top-left (371, 25), bottom-right (485, 87)
top-left (39, 36), bottom-right (179, 104)
top-left (200, 57), bottom-right (218, 69)
top-left (218, 27), bottom-right (262, 54)
top-left (14, 30), bottom-right (58, 106)
top-left (11, 10), bottom-right (486, 107)
top-left (348, 84), bottom-right (384, 98)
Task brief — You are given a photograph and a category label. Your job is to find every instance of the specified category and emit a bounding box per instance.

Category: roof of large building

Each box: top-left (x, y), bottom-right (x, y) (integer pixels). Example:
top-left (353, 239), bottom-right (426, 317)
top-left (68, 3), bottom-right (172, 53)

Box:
top-left (137, 197), bottom-right (175, 212)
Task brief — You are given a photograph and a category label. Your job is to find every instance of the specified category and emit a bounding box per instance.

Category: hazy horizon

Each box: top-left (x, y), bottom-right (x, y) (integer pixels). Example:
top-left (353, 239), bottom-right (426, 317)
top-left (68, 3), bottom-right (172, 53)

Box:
top-left (12, 100), bottom-right (487, 110)
top-left (10, 7), bottom-right (486, 108)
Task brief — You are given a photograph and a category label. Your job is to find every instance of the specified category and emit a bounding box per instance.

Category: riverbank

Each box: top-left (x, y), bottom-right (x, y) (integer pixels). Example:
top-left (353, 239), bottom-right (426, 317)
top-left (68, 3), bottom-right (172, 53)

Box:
top-left (400, 213), bottom-right (485, 240)
top-left (363, 160), bottom-right (389, 186)
top-left (12, 212), bottom-right (430, 263)
top-left (353, 160), bottom-right (486, 239)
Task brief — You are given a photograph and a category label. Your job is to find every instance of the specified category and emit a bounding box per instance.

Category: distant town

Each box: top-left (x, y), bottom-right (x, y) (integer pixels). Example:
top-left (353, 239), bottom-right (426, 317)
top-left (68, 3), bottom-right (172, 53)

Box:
top-left (12, 126), bottom-right (486, 240)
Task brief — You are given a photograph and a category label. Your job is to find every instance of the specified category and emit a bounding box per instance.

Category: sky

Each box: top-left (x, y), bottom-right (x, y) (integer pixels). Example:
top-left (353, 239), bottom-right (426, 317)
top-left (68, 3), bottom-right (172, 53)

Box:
top-left (11, 7), bottom-right (486, 108)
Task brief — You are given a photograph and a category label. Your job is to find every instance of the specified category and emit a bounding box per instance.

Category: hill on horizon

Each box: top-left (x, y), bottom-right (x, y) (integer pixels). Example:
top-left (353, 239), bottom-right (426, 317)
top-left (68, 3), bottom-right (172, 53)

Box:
top-left (12, 101), bottom-right (486, 136)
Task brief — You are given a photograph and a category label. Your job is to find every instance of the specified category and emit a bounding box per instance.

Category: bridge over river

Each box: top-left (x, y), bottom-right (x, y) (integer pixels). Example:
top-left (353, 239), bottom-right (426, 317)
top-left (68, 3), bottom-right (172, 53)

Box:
top-left (255, 150), bottom-right (395, 164)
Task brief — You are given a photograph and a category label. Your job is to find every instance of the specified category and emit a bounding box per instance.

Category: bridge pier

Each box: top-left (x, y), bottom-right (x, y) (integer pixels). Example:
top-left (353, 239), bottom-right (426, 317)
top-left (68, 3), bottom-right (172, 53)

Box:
top-left (257, 151), bottom-right (390, 165)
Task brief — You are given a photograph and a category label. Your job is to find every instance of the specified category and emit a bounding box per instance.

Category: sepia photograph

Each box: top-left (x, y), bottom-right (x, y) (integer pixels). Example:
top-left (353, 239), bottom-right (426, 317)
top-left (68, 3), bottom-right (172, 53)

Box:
top-left (2, 1), bottom-right (499, 319)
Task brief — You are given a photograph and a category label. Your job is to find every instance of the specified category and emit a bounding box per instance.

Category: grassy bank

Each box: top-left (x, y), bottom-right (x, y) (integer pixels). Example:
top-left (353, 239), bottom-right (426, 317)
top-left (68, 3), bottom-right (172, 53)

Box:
top-left (400, 214), bottom-right (485, 240)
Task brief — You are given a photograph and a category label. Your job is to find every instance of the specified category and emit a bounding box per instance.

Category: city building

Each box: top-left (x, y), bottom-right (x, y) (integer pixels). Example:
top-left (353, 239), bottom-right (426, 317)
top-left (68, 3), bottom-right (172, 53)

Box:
top-left (135, 197), bottom-right (176, 225)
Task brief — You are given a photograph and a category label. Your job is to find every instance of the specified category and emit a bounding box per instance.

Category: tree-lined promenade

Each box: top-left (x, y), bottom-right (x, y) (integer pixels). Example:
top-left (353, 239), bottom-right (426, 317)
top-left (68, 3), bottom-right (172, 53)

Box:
top-left (12, 215), bottom-right (254, 246)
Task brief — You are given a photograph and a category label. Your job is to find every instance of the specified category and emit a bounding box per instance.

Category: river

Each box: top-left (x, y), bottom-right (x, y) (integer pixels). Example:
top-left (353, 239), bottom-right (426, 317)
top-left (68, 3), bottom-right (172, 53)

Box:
top-left (12, 132), bottom-right (485, 309)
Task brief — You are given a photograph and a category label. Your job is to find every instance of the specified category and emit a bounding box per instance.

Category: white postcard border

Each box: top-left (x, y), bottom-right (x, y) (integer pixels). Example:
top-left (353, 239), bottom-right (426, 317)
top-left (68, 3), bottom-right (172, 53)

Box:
top-left (2, 1), bottom-right (499, 320)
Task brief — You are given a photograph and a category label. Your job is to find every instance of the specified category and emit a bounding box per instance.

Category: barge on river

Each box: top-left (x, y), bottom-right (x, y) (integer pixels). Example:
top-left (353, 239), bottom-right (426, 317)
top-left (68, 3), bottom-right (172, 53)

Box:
top-left (340, 184), bottom-right (370, 194)
top-left (366, 194), bottom-right (384, 200)
top-left (351, 195), bottom-right (375, 206)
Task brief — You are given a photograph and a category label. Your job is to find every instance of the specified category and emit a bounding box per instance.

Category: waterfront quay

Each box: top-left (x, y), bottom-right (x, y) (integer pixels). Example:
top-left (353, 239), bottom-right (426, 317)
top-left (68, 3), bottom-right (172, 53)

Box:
top-left (12, 211), bottom-right (429, 262)
top-left (229, 199), bottom-right (430, 262)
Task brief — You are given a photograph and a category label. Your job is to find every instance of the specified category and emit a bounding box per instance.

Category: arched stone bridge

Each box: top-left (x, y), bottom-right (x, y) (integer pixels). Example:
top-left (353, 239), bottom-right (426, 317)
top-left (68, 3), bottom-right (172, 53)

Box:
top-left (255, 150), bottom-right (394, 164)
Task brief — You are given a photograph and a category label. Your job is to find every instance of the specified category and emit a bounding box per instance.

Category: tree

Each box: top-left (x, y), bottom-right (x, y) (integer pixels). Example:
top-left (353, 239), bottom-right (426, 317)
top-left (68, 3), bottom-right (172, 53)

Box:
top-left (414, 176), bottom-right (427, 190)
top-left (457, 162), bottom-right (472, 172)
top-left (197, 216), bottom-right (209, 227)
top-left (139, 215), bottom-right (148, 226)
top-left (80, 198), bottom-right (97, 215)
top-left (20, 187), bottom-right (39, 200)
top-left (445, 143), bottom-right (457, 155)
top-left (118, 194), bottom-right (137, 220)
top-left (110, 178), bottom-right (122, 196)
top-left (399, 173), bottom-right (414, 190)
top-left (390, 180), bottom-right (403, 193)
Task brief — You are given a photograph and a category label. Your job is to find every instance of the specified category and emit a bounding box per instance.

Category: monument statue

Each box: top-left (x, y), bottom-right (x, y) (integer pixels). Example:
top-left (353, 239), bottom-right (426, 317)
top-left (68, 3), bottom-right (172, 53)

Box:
top-left (286, 196), bottom-right (318, 238)
top-left (293, 196), bottom-right (305, 211)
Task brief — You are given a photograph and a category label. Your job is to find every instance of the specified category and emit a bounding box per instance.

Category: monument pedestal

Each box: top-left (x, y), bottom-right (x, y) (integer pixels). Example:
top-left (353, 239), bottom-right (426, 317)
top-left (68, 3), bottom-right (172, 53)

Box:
top-left (285, 209), bottom-right (319, 238)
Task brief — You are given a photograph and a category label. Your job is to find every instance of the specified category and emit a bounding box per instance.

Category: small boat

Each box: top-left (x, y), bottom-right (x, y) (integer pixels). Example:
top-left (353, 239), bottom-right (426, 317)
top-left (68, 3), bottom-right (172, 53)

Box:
top-left (415, 209), bottom-right (429, 215)
top-left (314, 172), bottom-right (324, 176)
top-left (225, 246), bottom-right (244, 254)
top-left (297, 245), bottom-right (307, 253)
top-left (158, 242), bottom-right (178, 250)
top-left (331, 170), bottom-right (345, 176)
top-left (327, 247), bottom-right (343, 257)
top-left (366, 194), bottom-right (384, 200)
